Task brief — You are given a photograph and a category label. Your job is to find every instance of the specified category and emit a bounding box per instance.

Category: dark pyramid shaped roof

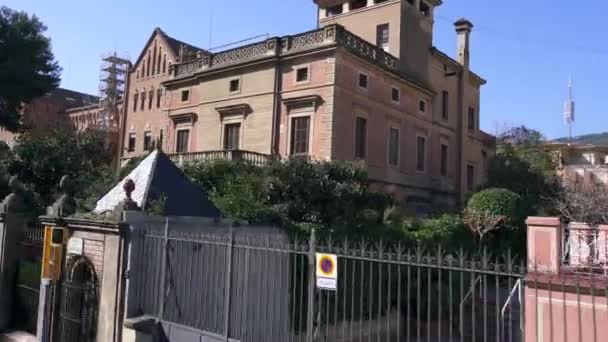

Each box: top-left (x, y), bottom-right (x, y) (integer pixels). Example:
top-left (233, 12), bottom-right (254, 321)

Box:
top-left (94, 150), bottom-right (220, 218)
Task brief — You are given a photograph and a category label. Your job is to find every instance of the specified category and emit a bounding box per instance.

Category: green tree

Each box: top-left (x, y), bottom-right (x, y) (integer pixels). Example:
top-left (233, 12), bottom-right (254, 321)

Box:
top-left (3, 128), bottom-right (113, 206)
top-left (0, 6), bottom-right (61, 131)
top-left (183, 158), bottom-right (391, 233)
top-left (486, 126), bottom-right (560, 215)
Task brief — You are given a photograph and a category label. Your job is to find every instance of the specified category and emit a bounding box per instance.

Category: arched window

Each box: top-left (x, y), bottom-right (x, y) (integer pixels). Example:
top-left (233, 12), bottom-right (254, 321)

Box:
top-left (162, 54), bottom-right (167, 73)
top-left (136, 70), bottom-right (139, 79)
top-left (157, 47), bottom-right (162, 74)
top-left (146, 51), bottom-right (151, 77)
top-left (142, 61), bottom-right (146, 78)
top-left (152, 43), bottom-right (157, 76)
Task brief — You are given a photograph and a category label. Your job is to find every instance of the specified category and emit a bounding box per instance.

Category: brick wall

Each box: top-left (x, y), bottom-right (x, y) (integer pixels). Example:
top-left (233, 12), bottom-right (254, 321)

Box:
top-left (70, 230), bottom-right (106, 280)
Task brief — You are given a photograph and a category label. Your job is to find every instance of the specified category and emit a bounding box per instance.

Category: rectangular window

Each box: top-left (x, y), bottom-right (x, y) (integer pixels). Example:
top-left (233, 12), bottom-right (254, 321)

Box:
top-left (229, 79), bottom-right (240, 93)
top-left (388, 127), bottom-right (399, 166)
top-left (416, 136), bottom-right (426, 172)
top-left (326, 4), bottom-right (343, 16)
top-left (358, 73), bottom-right (368, 89)
top-left (128, 133), bottom-right (136, 152)
top-left (419, 99), bottom-right (427, 114)
top-left (442, 91), bottom-right (449, 120)
top-left (223, 123), bottom-right (241, 150)
top-left (468, 107), bottom-right (476, 130)
top-left (290, 116), bottom-right (310, 156)
top-left (133, 93), bottom-right (138, 112)
top-left (148, 90), bottom-right (154, 110)
top-left (467, 165), bottom-right (475, 191)
top-left (296, 67), bottom-right (309, 83)
top-left (156, 88), bottom-right (162, 108)
top-left (440, 144), bottom-right (448, 177)
top-left (349, 0), bottom-right (366, 10)
top-left (391, 87), bottom-right (400, 103)
top-left (355, 117), bottom-right (367, 159)
top-left (181, 90), bottom-right (190, 102)
top-left (143, 131), bottom-right (152, 151)
top-left (176, 129), bottom-right (190, 153)
top-left (376, 24), bottom-right (390, 51)
top-left (140, 92), bottom-right (146, 111)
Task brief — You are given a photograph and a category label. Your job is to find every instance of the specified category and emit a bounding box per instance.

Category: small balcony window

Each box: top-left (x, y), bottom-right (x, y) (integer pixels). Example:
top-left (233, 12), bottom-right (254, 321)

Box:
top-left (376, 24), bottom-right (390, 52)
top-left (326, 5), bottom-right (343, 17)
top-left (176, 129), bottom-right (190, 153)
top-left (290, 116), bottom-right (310, 156)
top-left (349, 0), bottom-right (367, 11)
top-left (224, 123), bottom-right (241, 150)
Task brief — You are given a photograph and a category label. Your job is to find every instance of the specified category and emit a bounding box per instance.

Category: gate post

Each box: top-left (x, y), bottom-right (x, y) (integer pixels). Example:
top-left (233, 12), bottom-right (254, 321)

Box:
top-left (0, 177), bottom-right (29, 331)
top-left (36, 278), bottom-right (52, 342)
top-left (223, 224), bottom-right (235, 342)
top-left (306, 229), bottom-right (316, 342)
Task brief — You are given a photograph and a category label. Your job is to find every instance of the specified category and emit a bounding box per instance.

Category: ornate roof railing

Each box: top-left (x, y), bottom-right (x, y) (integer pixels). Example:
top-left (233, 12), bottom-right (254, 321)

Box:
top-left (170, 24), bottom-right (402, 80)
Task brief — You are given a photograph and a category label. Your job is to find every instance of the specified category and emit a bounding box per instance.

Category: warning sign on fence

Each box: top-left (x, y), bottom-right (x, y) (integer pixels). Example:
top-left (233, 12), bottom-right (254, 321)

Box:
top-left (316, 253), bottom-right (337, 291)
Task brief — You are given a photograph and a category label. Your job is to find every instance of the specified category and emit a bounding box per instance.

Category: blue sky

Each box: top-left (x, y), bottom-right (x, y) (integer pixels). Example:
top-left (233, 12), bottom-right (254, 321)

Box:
top-left (4, 0), bottom-right (606, 139)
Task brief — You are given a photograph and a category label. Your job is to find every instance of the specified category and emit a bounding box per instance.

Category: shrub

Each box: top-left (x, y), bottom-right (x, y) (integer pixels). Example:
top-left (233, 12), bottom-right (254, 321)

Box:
top-left (467, 188), bottom-right (523, 225)
top-left (466, 188), bottom-right (526, 255)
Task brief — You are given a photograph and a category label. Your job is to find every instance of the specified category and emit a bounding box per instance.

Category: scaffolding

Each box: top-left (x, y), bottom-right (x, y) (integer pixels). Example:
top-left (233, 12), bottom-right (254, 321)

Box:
top-left (98, 52), bottom-right (130, 131)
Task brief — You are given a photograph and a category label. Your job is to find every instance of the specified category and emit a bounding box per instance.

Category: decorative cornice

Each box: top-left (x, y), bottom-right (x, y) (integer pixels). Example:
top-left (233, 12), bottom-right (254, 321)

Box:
top-left (168, 112), bottom-right (197, 123)
top-left (282, 95), bottom-right (323, 109)
top-left (215, 103), bottom-right (252, 116)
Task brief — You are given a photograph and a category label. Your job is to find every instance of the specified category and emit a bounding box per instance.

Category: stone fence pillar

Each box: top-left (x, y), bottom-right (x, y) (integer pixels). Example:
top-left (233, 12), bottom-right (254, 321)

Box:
top-left (526, 216), bottom-right (562, 274)
top-left (0, 177), bottom-right (30, 331)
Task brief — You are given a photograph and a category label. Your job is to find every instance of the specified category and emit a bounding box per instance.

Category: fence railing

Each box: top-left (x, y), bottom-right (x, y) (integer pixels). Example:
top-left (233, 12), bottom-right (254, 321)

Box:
top-left (171, 24), bottom-right (402, 80)
top-left (562, 223), bottom-right (608, 274)
top-left (167, 150), bottom-right (272, 166)
top-left (126, 216), bottom-right (526, 342)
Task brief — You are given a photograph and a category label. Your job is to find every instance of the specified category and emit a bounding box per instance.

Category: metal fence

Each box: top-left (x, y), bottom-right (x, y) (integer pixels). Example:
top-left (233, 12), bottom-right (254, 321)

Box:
top-left (12, 223), bottom-right (45, 334)
top-left (126, 216), bottom-right (527, 342)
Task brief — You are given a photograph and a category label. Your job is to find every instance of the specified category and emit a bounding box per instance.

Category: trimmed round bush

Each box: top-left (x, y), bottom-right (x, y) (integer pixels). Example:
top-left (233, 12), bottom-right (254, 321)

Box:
top-left (466, 188), bottom-right (523, 224)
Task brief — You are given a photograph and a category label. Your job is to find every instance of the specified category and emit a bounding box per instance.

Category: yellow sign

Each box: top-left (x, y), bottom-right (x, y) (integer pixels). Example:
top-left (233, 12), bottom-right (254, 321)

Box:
top-left (316, 253), bottom-right (337, 290)
top-left (41, 226), bottom-right (66, 281)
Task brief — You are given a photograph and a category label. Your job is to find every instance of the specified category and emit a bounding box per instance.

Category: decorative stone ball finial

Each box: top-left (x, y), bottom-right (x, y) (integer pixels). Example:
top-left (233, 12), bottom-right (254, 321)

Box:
top-left (120, 178), bottom-right (139, 212)
top-left (123, 179), bottom-right (135, 200)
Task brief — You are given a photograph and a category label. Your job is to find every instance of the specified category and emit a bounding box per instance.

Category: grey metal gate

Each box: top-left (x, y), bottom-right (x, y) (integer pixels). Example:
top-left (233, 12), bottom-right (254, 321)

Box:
top-left (56, 256), bottom-right (99, 342)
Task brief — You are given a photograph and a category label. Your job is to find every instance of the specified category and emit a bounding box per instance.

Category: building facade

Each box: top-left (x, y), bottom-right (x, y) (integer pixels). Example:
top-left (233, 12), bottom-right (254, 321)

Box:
top-left (121, 0), bottom-right (494, 211)
top-left (0, 88), bottom-right (98, 147)
top-left (547, 142), bottom-right (608, 192)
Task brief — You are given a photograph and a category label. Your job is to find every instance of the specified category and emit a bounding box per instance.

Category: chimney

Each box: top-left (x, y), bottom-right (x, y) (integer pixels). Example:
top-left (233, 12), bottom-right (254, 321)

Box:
top-left (454, 18), bottom-right (474, 68)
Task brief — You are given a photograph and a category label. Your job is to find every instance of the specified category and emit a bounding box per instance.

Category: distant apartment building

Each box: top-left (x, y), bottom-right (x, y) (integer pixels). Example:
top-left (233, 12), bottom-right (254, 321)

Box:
top-left (0, 88), bottom-right (98, 147)
top-left (121, 0), bottom-right (494, 211)
top-left (546, 142), bottom-right (608, 192)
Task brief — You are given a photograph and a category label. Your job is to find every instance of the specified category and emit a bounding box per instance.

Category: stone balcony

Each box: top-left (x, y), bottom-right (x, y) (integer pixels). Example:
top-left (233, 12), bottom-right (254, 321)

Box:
top-left (167, 150), bottom-right (272, 167)
top-left (168, 24), bottom-right (401, 81)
